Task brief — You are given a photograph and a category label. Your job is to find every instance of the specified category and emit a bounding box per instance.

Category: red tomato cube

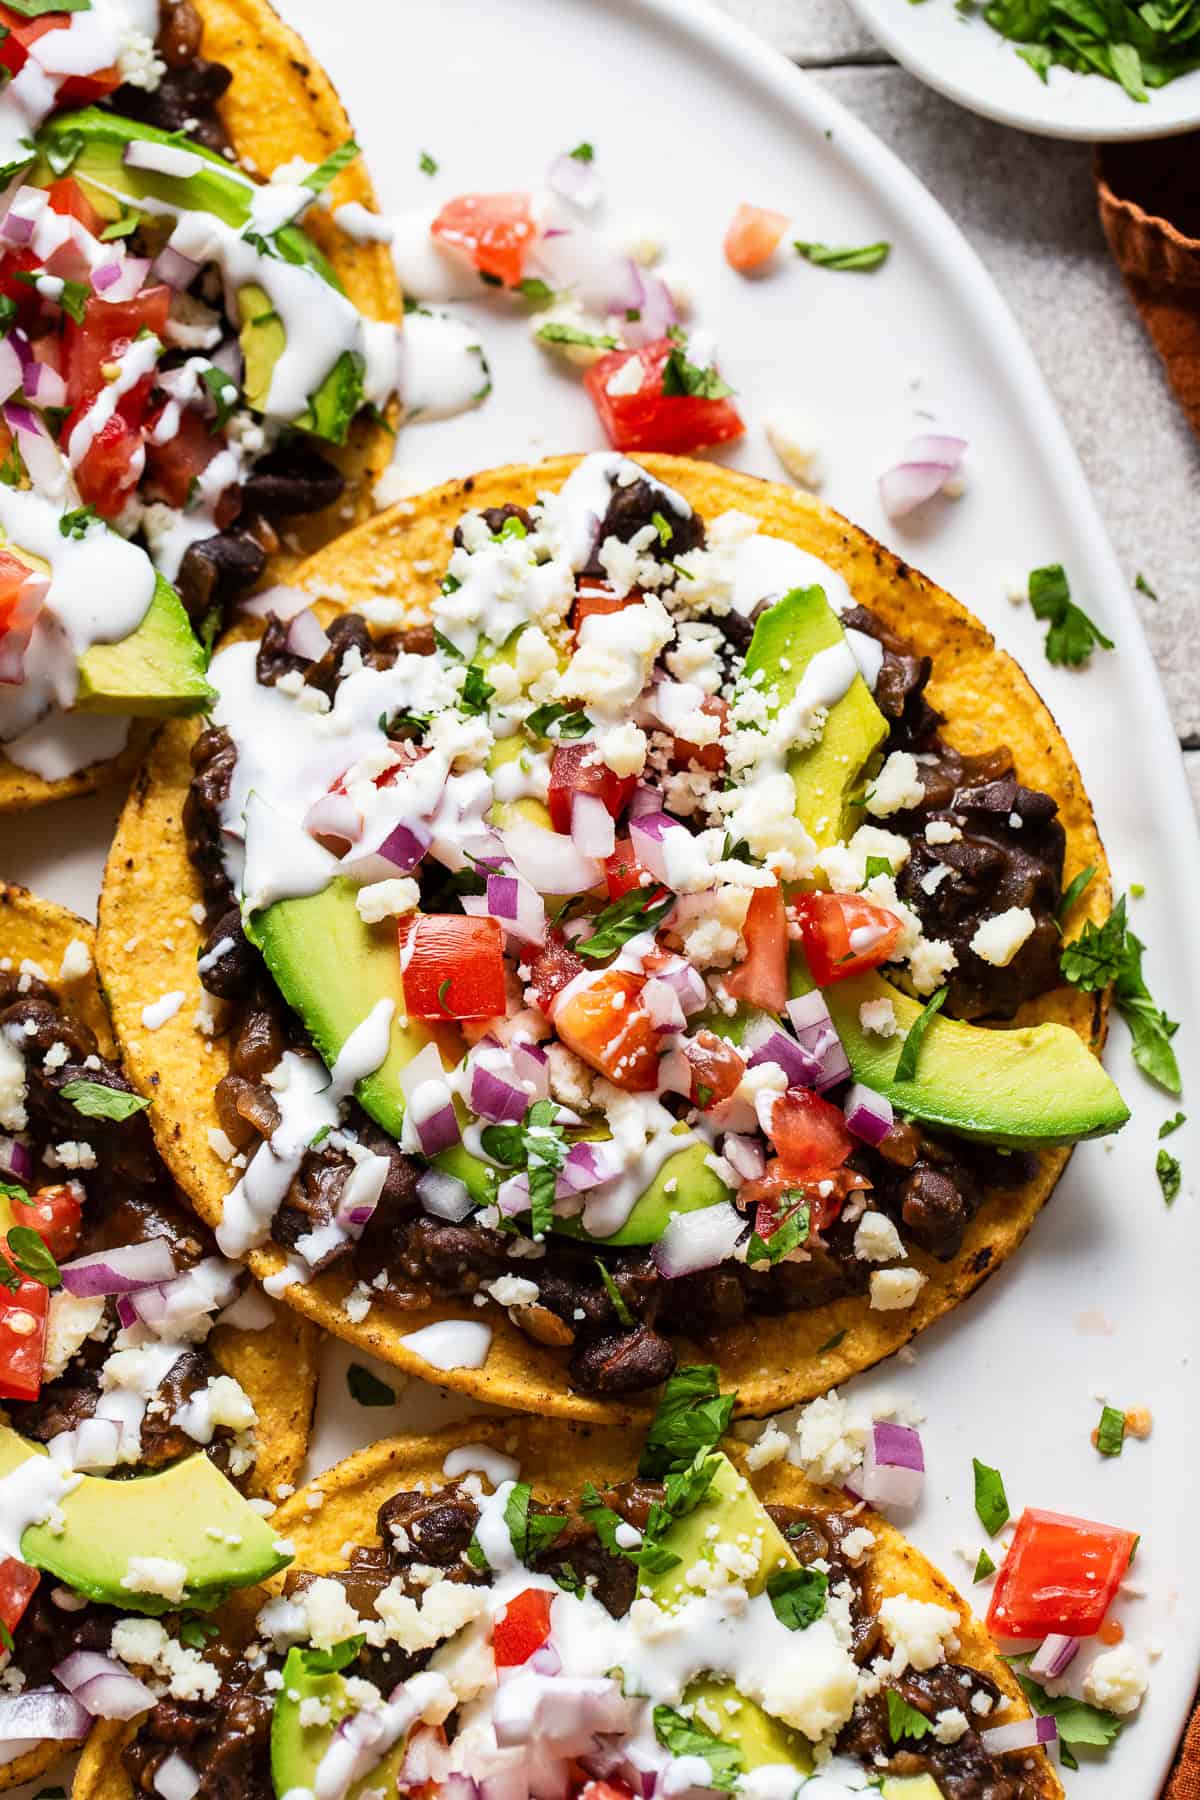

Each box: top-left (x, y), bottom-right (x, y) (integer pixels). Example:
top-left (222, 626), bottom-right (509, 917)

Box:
top-left (584, 339), bottom-right (744, 455)
top-left (398, 914), bottom-right (507, 1020)
top-left (987, 1509), bottom-right (1139, 1640)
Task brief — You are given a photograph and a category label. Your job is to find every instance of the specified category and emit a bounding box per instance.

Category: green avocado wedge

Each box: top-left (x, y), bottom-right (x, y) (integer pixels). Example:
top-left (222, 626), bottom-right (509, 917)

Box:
top-left (790, 957), bottom-right (1129, 1147)
top-left (0, 1425), bottom-right (290, 1612)
top-left (35, 109), bottom-right (258, 228)
top-left (247, 877), bottom-right (450, 1140)
top-left (743, 585), bottom-right (887, 850)
top-left (76, 573), bottom-right (215, 717)
top-left (271, 1646), bottom-right (409, 1800)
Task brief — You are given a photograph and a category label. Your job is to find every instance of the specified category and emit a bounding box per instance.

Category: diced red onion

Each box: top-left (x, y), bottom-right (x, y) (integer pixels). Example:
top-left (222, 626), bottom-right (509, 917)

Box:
top-left (211, 335), bottom-right (243, 384)
top-left (475, 1754), bottom-right (530, 1800)
top-left (629, 784), bottom-right (660, 818)
top-left (496, 1172), bottom-right (530, 1217)
top-left (90, 256), bottom-right (150, 302)
top-left (0, 337), bottom-right (20, 408)
top-left (342, 818), bottom-right (432, 884)
top-left (1029, 1634), bottom-right (1080, 1680)
top-left (304, 790), bottom-right (363, 847)
top-left (528, 1644), bottom-right (562, 1677)
top-left (722, 1133), bottom-right (765, 1182)
top-left (401, 1721), bottom-right (453, 1787)
top-left (416, 1168), bottom-right (473, 1223)
top-left (628, 811), bottom-right (680, 887)
top-left (531, 233), bottom-right (638, 317)
top-left (468, 1047), bottom-right (530, 1125)
top-left (240, 583), bottom-right (312, 620)
top-left (504, 820), bottom-right (602, 897)
top-left (747, 1028), bottom-right (822, 1093)
top-left (858, 1421), bottom-right (925, 1508)
top-left (651, 1202), bottom-right (744, 1276)
top-left (548, 152), bottom-right (602, 211)
top-left (622, 271), bottom-right (677, 349)
top-left (21, 358), bottom-right (66, 409)
top-left (55, 1652), bottom-right (155, 1721)
top-left (0, 1686), bottom-right (90, 1742)
top-left (980, 1716), bottom-right (1057, 1755)
top-left (651, 957), bottom-right (706, 1016)
top-left (153, 1753), bottom-right (201, 1800)
top-left (493, 1672), bottom-right (633, 1752)
top-left (0, 189), bottom-right (44, 249)
top-left (152, 245), bottom-right (201, 290)
top-left (438, 1777), bottom-right (481, 1800)
top-left (842, 1082), bottom-right (894, 1146)
top-left (115, 1294), bottom-right (137, 1329)
top-left (642, 976), bottom-right (685, 1033)
top-left (3, 400), bottom-right (66, 493)
top-left (571, 791), bottom-right (615, 860)
top-left (510, 1038), bottom-right (549, 1102)
top-left (465, 871), bottom-right (546, 946)
top-left (557, 1138), bottom-right (618, 1194)
top-left (60, 1239), bottom-right (177, 1297)
top-left (334, 1152), bottom-right (390, 1231)
top-left (785, 990), bottom-right (851, 1092)
top-left (879, 434), bottom-right (967, 521)
top-left (286, 606), bottom-right (331, 661)
top-left (0, 1135), bottom-right (32, 1182)
top-left (412, 1097), bottom-right (460, 1157)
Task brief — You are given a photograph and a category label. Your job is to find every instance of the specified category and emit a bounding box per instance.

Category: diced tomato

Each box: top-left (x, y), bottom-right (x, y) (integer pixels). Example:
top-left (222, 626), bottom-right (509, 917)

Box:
top-left (63, 286), bottom-right (170, 410)
top-left (584, 339), bottom-right (745, 455)
top-left (527, 935), bottom-right (586, 1015)
top-left (580, 1784), bottom-right (635, 1800)
top-left (0, 8), bottom-right (119, 101)
top-left (724, 203), bottom-right (790, 273)
top-left (547, 743), bottom-right (637, 836)
top-left (0, 1556), bottom-right (39, 1642)
top-left (723, 883), bottom-right (788, 1013)
top-left (0, 550), bottom-right (33, 636)
top-left (605, 840), bottom-right (667, 905)
top-left (553, 968), bottom-right (659, 1091)
top-left (681, 1029), bottom-right (745, 1110)
top-left (571, 582), bottom-right (641, 640)
top-left (44, 177), bottom-right (104, 237)
top-left (673, 695), bottom-right (728, 773)
top-left (492, 1586), bottom-right (554, 1668)
top-left (67, 403), bottom-right (147, 521)
top-left (791, 893), bottom-right (904, 987)
top-left (740, 1161), bottom-right (867, 1234)
top-left (766, 1087), bottom-right (853, 1176)
top-left (143, 406), bottom-right (223, 511)
top-left (0, 1272), bottom-right (49, 1403)
top-left (431, 192), bottom-right (536, 288)
top-left (987, 1510), bottom-right (1138, 1640)
top-left (11, 1187), bottom-right (81, 1262)
top-left (398, 914), bottom-right (506, 1021)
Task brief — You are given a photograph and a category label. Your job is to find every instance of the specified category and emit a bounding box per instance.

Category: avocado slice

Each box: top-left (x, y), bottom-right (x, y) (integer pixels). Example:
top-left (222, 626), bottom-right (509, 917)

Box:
top-left (790, 958), bottom-right (1129, 1147)
top-left (239, 284), bottom-right (364, 446)
top-left (0, 1425), bottom-right (289, 1612)
top-left (487, 732), bottom-right (554, 833)
top-left (75, 573), bottom-right (215, 717)
top-left (743, 585), bottom-right (887, 851)
top-left (247, 877), bottom-right (451, 1140)
top-left (881, 1780), bottom-right (946, 1799)
top-left (271, 1646), bottom-right (409, 1800)
top-left (647, 1453), bottom-right (813, 1779)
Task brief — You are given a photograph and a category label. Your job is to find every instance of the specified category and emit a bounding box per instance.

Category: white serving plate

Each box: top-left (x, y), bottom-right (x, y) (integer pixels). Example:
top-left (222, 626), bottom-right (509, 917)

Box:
top-left (4, 0), bottom-right (1197, 1792)
top-left (845, 0), bottom-right (1200, 141)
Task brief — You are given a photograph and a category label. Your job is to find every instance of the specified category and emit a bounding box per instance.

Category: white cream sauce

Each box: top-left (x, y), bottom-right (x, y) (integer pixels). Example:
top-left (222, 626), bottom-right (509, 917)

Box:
top-left (396, 1318), bottom-right (493, 1370)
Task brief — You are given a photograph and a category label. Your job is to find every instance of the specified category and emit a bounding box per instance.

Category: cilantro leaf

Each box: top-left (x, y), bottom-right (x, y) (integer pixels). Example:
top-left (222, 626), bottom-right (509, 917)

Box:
top-left (1013, 1670), bottom-right (1124, 1755)
top-left (817, 1329), bottom-right (846, 1353)
top-left (177, 1615), bottom-right (219, 1649)
top-left (346, 1362), bottom-right (396, 1407)
top-left (201, 365), bottom-right (239, 431)
top-left (1156, 1148), bottom-right (1181, 1205)
top-left (651, 509), bottom-right (673, 546)
top-left (661, 342), bottom-right (734, 400)
top-left (568, 142), bottom-right (595, 162)
top-left (973, 1548), bottom-right (996, 1582)
top-left (459, 663), bottom-right (496, 715)
top-left (863, 853), bottom-right (895, 882)
top-left (894, 986), bottom-right (948, 1081)
top-left (60, 1079), bottom-right (149, 1121)
top-left (525, 701), bottom-right (590, 739)
top-left (58, 505), bottom-right (99, 540)
top-left (504, 1482), bottom-right (567, 1564)
top-left (794, 239), bottom-right (891, 271)
top-left (1061, 897), bottom-right (1181, 1093)
top-left (299, 1635), bottom-right (364, 1675)
top-left (1135, 572), bottom-right (1158, 601)
top-left (44, 129), bottom-right (84, 176)
top-left (100, 212), bottom-right (140, 242)
top-left (639, 1364), bottom-right (734, 1477)
top-left (746, 1197), bottom-right (809, 1266)
top-left (0, 436), bottom-right (22, 488)
top-left (7, 1226), bottom-right (59, 1289)
top-left (418, 150), bottom-right (438, 176)
top-left (1028, 563), bottom-right (1113, 667)
top-left (1160, 1112), bottom-right (1185, 1138)
top-left (56, 279), bottom-right (89, 325)
top-left (595, 1258), bottom-right (634, 1327)
top-left (1060, 895), bottom-right (1129, 989)
top-left (465, 1534), bottom-right (489, 1571)
top-left (653, 1706), bottom-right (742, 1792)
top-left (518, 277), bottom-right (554, 302)
top-left (302, 140), bottom-right (359, 195)
top-left (766, 1565), bottom-right (828, 1630)
top-left (536, 322), bottom-right (618, 350)
top-left (433, 625), bottom-right (464, 662)
top-left (1056, 863), bottom-right (1096, 923)
top-left (1095, 1405), bottom-right (1126, 1456)
top-left (886, 1688), bottom-right (933, 1742)
top-left (972, 1457), bottom-right (1010, 1535)
top-left (576, 888), bottom-right (673, 962)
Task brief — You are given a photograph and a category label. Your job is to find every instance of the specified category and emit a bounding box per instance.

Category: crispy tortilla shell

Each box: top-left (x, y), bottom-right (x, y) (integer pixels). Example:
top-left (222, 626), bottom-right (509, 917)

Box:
top-left (71, 1416), bottom-right (1062, 1800)
top-left (0, 0), bottom-right (401, 814)
top-left (95, 455), bottom-right (1113, 1422)
top-left (0, 884), bottom-right (319, 1790)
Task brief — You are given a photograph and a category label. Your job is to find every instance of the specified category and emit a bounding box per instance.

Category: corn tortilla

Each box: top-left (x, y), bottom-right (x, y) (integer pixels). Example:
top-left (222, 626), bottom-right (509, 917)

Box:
top-left (0, 0), bottom-right (401, 813)
top-left (95, 454), bottom-right (1113, 1423)
top-left (0, 883), bottom-right (319, 1792)
top-left (71, 1415), bottom-right (1062, 1800)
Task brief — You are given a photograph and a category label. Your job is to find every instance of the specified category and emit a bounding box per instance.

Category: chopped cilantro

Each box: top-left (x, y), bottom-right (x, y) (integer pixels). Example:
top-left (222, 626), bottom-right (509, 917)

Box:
top-left (436, 976), bottom-right (454, 1015)
top-left (479, 1100), bottom-right (567, 1240)
top-left (0, 1621), bottom-right (13, 1653)
top-left (298, 1635), bottom-right (364, 1675)
top-left (55, 279), bottom-right (89, 325)
top-left (433, 625), bottom-right (464, 662)
top-left (201, 365), bottom-right (239, 431)
top-left (1028, 563), bottom-right (1113, 667)
top-left (553, 1562), bottom-right (584, 1595)
top-left (568, 141), bottom-right (595, 162)
top-left (639, 1363), bottom-right (734, 1477)
top-left (661, 341), bottom-right (734, 399)
top-left (973, 1548), bottom-right (996, 1582)
top-left (595, 1258), bottom-right (634, 1327)
top-left (309, 1124), bottom-right (331, 1148)
top-left (1135, 572), bottom-right (1158, 600)
top-left (972, 1457), bottom-right (1010, 1535)
top-left (525, 701), bottom-right (590, 739)
top-left (100, 212), bottom-right (140, 241)
top-left (1055, 863), bottom-right (1096, 923)
top-left (886, 1688), bottom-right (932, 1742)
top-left (58, 505), bottom-right (99, 540)
top-left (651, 509), bottom-right (673, 546)
top-left (794, 239), bottom-right (891, 272)
top-left (1095, 1404), bottom-right (1126, 1456)
top-left (894, 986), bottom-right (948, 1081)
top-left (504, 1481), bottom-right (567, 1564)
top-left (60, 1079), bottom-right (149, 1120)
top-left (766, 1565), bottom-right (828, 1630)
top-left (0, 295), bottom-right (14, 338)
top-left (1156, 1147), bottom-right (1181, 1204)
top-left (576, 888), bottom-right (673, 962)
top-left (4, 0), bottom-right (89, 15)
top-left (177, 1615), bottom-right (219, 1650)
top-left (653, 1706), bottom-right (742, 1792)
top-left (7, 1226), bottom-right (59, 1289)
top-left (978, 0), bottom-right (1199, 100)
top-left (459, 663), bottom-right (496, 715)
top-left (817, 1329), bottom-right (846, 1353)
top-left (0, 437), bottom-right (23, 488)
top-left (746, 1197), bottom-right (809, 1266)
top-left (1012, 1668), bottom-right (1124, 1764)
top-left (418, 150), bottom-right (438, 176)
top-left (1060, 896), bottom-right (1181, 1093)
top-left (518, 277), bottom-right (554, 302)
top-left (465, 1534), bottom-right (489, 1571)
top-left (536, 321), bottom-right (618, 350)
top-left (44, 129), bottom-right (84, 176)
top-left (1159, 1112), bottom-right (1185, 1138)
top-left (863, 853), bottom-right (894, 882)
top-left (346, 1363), bottom-right (396, 1407)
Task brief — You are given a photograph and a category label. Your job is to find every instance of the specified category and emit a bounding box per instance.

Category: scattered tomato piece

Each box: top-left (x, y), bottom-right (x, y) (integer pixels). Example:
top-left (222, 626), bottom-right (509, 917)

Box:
top-left (584, 338), bottom-right (744, 455)
top-left (0, 1555), bottom-right (39, 1643)
top-left (986, 1509), bottom-right (1138, 1639)
top-left (605, 840), bottom-right (666, 904)
top-left (672, 695), bottom-right (728, 773)
top-left (724, 203), bottom-right (789, 273)
top-left (681, 1029), bottom-right (745, 1110)
top-left (492, 1586), bottom-right (554, 1667)
top-left (572, 583), bottom-right (641, 639)
top-left (0, 1273), bottom-right (49, 1403)
top-left (0, 551), bottom-right (35, 637)
top-left (791, 892), bottom-right (904, 986)
top-left (547, 743), bottom-right (638, 836)
top-left (12, 1186), bottom-right (81, 1261)
top-left (398, 914), bottom-right (506, 1020)
top-left (527, 936), bottom-right (586, 1015)
top-left (431, 192), bottom-right (536, 287)
top-left (553, 968), bottom-right (659, 1091)
top-left (723, 883), bottom-right (788, 1012)
top-left (765, 1087), bottom-right (854, 1178)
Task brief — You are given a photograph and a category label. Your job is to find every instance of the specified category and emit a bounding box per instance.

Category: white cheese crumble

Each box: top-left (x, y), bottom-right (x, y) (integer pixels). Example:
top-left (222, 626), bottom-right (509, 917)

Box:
top-left (869, 1268), bottom-right (927, 1311)
top-left (858, 998), bottom-right (898, 1038)
top-left (970, 906), bottom-right (1037, 968)
top-left (356, 877), bottom-right (421, 923)
top-left (853, 1212), bottom-right (905, 1263)
top-left (764, 411), bottom-right (825, 489)
top-left (866, 752), bottom-right (925, 819)
top-left (121, 1557), bottom-right (188, 1604)
top-left (1082, 1644), bottom-right (1149, 1716)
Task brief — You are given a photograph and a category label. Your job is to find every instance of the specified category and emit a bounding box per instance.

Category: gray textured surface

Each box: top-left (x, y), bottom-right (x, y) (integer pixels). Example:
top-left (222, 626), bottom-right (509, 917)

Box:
top-left (719, 0), bottom-right (1200, 811)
